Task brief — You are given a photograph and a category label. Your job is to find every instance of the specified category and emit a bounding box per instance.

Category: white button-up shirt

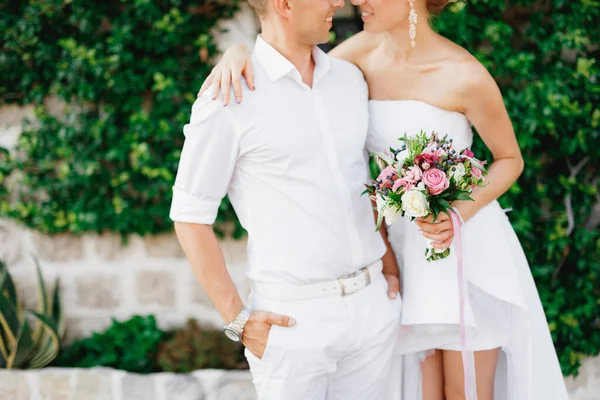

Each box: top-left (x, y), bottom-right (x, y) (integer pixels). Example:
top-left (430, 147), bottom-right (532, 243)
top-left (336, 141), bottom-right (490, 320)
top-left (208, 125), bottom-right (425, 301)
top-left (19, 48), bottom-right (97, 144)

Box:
top-left (170, 36), bottom-right (385, 285)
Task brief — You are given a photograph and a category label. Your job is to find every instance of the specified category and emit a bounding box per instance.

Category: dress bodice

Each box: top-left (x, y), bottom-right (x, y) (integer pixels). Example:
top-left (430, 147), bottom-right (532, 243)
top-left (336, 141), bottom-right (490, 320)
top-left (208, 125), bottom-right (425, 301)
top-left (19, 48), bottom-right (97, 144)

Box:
top-left (367, 100), bottom-right (473, 154)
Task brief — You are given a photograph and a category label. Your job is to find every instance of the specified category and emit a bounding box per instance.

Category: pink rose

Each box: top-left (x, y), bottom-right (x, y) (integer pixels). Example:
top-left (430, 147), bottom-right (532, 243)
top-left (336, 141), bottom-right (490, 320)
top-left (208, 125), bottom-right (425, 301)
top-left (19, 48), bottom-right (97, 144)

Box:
top-left (423, 142), bottom-right (447, 157)
top-left (463, 148), bottom-right (474, 158)
top-left (403, 166), bottom-right (423, 182)
top-left (376, 165), bottom-right (398, 189)
top-left (471, 167), bottom-right (484, 180)
top-left (377, 166), bottom-right (396, 182)
top-left (393, 177), bottom-right (414, 192)
top-left (422, 168), bottom-right (450, 195)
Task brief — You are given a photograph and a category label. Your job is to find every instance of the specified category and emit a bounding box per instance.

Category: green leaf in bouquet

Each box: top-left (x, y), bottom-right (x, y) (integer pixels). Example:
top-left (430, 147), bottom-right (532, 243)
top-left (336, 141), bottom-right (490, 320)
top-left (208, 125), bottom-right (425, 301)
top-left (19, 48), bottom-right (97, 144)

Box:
top-left (375, 209), bottom-right (384, 231)
top-left (388, 191), bottom-right (403, 202)
top-left (454, 191), bottom-right (475, 201)
top-left (431, 204), bottom-right (439, 221)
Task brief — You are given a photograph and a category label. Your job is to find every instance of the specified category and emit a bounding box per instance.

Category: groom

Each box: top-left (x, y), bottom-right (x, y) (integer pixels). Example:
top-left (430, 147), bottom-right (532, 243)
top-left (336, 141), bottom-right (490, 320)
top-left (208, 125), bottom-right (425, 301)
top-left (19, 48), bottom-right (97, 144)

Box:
top-left (170, 0), bottom-right (401, 398)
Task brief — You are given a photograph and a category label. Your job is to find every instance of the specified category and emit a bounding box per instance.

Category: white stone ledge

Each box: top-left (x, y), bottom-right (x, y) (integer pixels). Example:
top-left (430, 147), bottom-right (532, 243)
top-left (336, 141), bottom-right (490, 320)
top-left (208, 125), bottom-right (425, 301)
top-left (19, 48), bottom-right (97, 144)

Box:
top-left (0, 368), bottom-right (256, 400)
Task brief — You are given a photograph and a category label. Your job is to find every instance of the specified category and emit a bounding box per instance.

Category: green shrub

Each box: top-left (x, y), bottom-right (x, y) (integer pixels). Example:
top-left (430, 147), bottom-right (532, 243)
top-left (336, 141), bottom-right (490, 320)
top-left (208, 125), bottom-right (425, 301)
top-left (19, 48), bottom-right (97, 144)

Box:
top-left (54, 315), bottom-right (165, 373)
top-left (0, 258), bottom-right (64, 369)
top-left (0, 0), bottom-right (242, 238)
top-left (55, 316), bottom-right (247, 373)
top-left (155, 319), bottom-right (247, 372)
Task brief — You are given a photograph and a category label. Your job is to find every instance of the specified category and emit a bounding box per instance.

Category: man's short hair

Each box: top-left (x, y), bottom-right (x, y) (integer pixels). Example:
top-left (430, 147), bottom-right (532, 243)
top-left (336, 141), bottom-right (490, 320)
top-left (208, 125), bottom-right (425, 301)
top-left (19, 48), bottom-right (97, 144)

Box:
top-left (247, 0), bottom-right (267, 17)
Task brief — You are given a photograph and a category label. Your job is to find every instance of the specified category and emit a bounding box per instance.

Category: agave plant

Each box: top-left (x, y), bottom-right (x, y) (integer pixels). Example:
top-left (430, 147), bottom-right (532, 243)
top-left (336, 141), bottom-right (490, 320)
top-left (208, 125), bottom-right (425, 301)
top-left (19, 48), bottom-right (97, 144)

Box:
top-left (0, 258), bottom-right (64, 369)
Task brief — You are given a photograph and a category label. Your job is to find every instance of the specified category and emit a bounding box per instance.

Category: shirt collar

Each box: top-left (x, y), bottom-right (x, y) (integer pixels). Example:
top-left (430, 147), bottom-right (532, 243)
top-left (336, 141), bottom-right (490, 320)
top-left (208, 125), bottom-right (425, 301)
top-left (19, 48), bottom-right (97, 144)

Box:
top-left (253, 35), bottom-right (331, 85)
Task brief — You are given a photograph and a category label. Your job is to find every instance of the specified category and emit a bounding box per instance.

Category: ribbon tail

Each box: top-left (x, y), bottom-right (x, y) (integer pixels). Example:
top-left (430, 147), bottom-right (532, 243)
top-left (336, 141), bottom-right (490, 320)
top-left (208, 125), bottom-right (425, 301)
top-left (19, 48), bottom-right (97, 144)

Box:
top-left (450, 209), bottom-right (477, 400)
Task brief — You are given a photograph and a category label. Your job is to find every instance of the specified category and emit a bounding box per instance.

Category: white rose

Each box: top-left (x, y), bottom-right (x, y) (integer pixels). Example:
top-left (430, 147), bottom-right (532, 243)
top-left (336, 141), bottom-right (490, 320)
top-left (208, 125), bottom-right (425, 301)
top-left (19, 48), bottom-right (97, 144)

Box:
top-left (396, 149), bottom-right (409, 164)
top-left (401, 189), bottom-right (429, 218)
top-left (376, 193), bottom-right (402, 225)
top-left (449, 163), bottom-right (466, 181)
top-left (417, 182), bottom-right (426, 191)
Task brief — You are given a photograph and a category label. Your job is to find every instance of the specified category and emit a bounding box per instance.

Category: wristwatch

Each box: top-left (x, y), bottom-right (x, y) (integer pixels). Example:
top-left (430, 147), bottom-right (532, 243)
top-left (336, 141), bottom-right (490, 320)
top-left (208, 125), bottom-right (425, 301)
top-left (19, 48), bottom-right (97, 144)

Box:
top-left (223, 307), bottom-right (252, 342)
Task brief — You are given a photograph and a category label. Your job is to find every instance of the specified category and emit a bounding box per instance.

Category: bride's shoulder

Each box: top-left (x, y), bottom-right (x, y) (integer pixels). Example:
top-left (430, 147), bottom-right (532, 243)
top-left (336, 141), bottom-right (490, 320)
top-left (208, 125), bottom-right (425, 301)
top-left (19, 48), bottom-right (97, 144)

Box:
top-left (329, 31), bottom-right (382, 67)
top-left (438, 40), bottom-right (497, 94)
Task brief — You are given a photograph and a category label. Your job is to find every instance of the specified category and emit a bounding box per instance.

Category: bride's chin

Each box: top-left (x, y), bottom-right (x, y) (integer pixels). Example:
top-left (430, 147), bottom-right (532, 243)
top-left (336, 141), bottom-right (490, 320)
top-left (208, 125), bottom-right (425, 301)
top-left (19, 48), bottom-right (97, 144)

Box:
top-left (362, 22), bottom-right (385, 34)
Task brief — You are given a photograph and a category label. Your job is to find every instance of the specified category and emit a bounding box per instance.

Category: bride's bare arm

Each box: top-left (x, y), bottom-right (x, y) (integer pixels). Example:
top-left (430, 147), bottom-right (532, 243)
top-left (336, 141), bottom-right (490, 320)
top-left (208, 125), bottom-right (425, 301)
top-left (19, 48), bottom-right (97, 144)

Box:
top-left (198, 44), bottom-right (254, 105)
top-left (328, 30), bottom-right (375, 68)
top-left (454, 61), bottom-right (525, 222)
top-left (198, 31), bottom-right (375, 105)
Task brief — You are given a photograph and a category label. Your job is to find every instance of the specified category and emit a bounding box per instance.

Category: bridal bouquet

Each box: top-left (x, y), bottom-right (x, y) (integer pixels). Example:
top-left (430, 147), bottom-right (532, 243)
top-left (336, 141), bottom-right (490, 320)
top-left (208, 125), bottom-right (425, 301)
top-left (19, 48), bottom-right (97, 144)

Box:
top-left (365, 131), bottom-right (488, 261)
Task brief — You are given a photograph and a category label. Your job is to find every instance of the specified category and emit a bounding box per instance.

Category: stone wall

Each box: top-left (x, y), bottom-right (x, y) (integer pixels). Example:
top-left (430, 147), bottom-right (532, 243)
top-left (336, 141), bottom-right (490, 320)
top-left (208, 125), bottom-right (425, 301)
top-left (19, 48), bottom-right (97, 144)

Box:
top-left (1, 362), bottom-right (599, 400)
top-left (0, 368), bottom-right (256, 400)
top-left (2, 219), bottom-right (250, 342)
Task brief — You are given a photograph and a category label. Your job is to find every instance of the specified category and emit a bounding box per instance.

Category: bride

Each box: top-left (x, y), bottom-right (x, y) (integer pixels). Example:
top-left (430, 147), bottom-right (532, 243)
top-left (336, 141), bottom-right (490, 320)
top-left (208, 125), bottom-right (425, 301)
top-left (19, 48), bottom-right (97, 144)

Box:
top-left (200, 1), bottom-right (568, 399)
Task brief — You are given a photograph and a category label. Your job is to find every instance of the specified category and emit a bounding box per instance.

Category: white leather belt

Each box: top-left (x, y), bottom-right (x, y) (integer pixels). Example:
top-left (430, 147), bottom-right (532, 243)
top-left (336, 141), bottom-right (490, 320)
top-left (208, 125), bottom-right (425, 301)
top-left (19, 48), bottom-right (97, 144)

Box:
top-left (253, 260), bottom-right (383, 301)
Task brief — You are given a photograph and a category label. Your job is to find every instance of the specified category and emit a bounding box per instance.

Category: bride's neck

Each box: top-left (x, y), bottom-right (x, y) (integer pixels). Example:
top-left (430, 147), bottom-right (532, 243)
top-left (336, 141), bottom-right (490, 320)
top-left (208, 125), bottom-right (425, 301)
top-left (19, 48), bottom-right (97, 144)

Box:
top-left (383, 19), bottom-right (437, 63)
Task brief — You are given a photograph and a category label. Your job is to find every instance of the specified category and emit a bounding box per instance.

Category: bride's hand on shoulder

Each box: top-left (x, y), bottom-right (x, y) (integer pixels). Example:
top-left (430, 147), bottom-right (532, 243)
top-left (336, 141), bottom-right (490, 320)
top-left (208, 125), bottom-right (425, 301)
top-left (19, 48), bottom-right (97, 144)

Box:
top-left (198, 44), bottom-right (255, 106)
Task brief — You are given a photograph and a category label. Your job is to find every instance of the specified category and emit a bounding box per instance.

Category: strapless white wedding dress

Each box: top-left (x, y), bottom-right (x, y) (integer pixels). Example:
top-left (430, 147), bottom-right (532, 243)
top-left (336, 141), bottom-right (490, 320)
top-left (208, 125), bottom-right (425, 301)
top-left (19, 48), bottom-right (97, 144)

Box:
top-left (368, 100), bottom-right (568, 400)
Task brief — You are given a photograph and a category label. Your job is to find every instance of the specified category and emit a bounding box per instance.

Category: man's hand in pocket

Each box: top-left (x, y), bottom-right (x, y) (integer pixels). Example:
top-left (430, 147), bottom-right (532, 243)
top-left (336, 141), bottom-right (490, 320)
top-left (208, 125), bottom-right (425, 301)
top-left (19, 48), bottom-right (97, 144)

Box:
top-left (242, 311), bottom-right (296, 359)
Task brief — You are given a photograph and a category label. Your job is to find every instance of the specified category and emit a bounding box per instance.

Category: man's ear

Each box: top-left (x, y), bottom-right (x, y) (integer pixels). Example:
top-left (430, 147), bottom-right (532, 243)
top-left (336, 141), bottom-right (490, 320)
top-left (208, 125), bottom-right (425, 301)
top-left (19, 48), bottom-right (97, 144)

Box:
top-left (272, 0), bottom-right (292, 18)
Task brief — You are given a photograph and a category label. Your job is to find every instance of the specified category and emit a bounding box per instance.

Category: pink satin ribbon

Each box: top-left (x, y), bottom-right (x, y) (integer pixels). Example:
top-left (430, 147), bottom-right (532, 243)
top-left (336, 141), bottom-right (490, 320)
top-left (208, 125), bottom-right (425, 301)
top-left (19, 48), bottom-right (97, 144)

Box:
top-left (450, 209), bottom-right (477, 400)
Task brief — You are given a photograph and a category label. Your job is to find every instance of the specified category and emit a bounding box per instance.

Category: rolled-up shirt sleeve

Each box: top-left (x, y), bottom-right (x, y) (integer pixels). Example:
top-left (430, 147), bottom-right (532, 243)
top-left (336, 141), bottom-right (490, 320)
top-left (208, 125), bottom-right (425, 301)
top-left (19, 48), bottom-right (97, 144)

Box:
top-left (169, 94), bottom-right (240, 225)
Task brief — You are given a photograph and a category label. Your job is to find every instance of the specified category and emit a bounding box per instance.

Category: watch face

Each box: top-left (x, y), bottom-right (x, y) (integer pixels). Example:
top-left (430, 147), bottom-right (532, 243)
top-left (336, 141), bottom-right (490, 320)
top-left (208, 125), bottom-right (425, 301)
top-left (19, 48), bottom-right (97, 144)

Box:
top-left (224, 328), bottom-right (241, 342)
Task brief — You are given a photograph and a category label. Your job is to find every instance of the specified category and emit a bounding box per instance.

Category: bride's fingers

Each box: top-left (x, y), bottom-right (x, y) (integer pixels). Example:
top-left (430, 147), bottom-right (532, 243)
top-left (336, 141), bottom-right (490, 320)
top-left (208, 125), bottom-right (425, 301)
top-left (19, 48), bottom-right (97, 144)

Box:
top-left (198, 71), bottom-right (214, 97)
top-left (231, 66), bottom-right (243, 104)
top-left (245, 61), bottom-right (256, 91)
top-left (221, 67), bottom-right (233, 106)
top-left (210, 69), bottom-right (223, 100)
top-left (432, 237), bottom-right (453, 249)
top-left (416, 219), bottom-right (452, 233)
top-left (420, 229), bottom-right (453, 243)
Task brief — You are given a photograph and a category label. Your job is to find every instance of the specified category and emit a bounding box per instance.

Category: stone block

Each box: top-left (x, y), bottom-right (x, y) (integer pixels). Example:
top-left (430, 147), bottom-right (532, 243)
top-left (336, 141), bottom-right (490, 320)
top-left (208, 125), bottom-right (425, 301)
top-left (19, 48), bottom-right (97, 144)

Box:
top-left (135, 270), bottom-right (175, 306)
top-left (75, 273), bottom-right (121, 309)
top-left (64, 317), bottom-right (112, 344)
top-left (89, 233), bottom-right (129, 261)
top-left (31, 231), bottom-right (83, 262)
top-left (190, 264), bottom-right (249, 306)
top-left (0, 219), bottom-right (23, 266)
top-left (121, 374), bottom-right (156, 400)
top-left (39, 369), bottom-right (73, 400)
top-left (220, 237), bottom-right (248, 265)
top-left (0, 370), bottom-right (30, 400)
top-left (72, 370), bottom-right (113, 400)
top-left (216, 372), bottom-right (256, 400)
top-left (12, 271), bottom-right (42, 311)
top-left (163, 375), bottom-right (205, 400)
top-left (143, 233), bottom-right (185, 258)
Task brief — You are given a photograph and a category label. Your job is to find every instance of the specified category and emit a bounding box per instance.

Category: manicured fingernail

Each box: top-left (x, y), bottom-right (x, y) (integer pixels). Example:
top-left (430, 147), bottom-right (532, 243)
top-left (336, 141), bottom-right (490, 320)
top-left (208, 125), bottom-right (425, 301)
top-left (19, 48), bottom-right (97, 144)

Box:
top-left (236, 97), bottom-right (241, 103)
top-left (391, 292), bottom-right (398, 299)
top-left (289, 318), bottom-right (297, 327)
top-left (223, 100), bottom-right (227, 106)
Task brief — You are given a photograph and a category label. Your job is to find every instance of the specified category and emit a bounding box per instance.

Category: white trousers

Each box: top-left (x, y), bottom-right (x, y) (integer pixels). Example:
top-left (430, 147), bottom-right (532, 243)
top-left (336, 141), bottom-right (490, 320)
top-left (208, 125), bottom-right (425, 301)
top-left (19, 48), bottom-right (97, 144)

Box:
top-left (245, 273), bottom-right (402, 400)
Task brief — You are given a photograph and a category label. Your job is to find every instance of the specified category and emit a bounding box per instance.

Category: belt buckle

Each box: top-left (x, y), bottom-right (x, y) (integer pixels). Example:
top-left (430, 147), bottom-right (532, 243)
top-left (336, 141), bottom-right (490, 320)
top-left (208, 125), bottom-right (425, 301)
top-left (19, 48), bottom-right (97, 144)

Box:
top-left (337, 267), bottom-right (371, 296)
